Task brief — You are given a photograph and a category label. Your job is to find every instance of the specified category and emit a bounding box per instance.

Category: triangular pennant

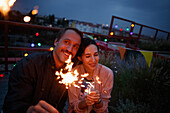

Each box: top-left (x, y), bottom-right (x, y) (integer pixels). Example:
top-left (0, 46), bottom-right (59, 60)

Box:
top-left (140, 51), bottom-right (153, 67)
top-left (118, 46), bottom-right (126, 60)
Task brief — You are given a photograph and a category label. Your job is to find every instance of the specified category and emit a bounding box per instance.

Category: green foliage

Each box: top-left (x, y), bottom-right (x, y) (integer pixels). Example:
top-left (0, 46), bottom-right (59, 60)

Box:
top-left (99, 51), bottom-right (116, 70)
top-left (109, 99), bottom-right (151, 113)
top-left (99, 51), bottom-right (170, 113)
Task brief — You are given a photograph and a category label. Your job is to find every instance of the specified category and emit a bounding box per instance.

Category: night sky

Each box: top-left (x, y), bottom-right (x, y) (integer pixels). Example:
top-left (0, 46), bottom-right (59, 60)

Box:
top-left (11, 0), bottom-right (170, 32)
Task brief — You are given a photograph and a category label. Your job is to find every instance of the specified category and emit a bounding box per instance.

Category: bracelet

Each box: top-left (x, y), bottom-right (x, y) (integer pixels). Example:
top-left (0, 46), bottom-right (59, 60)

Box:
top-left (95, 98), bottom-right (102, 104)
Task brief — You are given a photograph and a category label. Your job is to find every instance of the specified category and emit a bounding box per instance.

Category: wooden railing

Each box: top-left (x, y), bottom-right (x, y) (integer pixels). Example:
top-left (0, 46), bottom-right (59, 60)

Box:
top-left (0, 15), bottom-right (170, 72)
top-left (108, 15), bottom-right (170, 47)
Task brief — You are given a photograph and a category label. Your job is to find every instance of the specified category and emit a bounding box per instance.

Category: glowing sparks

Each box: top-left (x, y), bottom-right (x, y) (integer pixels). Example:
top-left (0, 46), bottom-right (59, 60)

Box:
top-left (56, 69), bottom-right (79, 89)
top-left (84, 81), bottom-right (95, 95)
top-left (84, 76), bottom-right (102, 95)
top-left (55, 55), bottom-right (79, 89)
top-left (0, 0), bottom-right (16, 16)
top-left (81, 73), bottom-right (89, 78)
top-left (55, 54), bottom-right (103, 95)
top-left (96, 76), bottom-right (101, 84)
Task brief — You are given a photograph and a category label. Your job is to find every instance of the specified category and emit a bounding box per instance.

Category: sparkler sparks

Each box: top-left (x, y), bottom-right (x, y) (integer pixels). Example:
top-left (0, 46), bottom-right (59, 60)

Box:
top-left (96, 76), bottom-right (101, 84)
top-left (55, 55), bottom-right (79, 89)
top-left (55, 55), bottom-right (103, 96)
top-left (55, 54), bottom-right (90, 89)
top-left (84, 81), bottom-right (95, 95)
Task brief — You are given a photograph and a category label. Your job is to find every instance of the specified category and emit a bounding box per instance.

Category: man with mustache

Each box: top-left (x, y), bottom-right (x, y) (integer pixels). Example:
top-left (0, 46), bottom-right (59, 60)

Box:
top-left (3, 27), bottom-right (83, 113)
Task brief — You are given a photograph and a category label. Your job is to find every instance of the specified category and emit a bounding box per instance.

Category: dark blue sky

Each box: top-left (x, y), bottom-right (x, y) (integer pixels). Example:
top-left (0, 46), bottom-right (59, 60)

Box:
top-left (11, 0), bottom-right (170, 32)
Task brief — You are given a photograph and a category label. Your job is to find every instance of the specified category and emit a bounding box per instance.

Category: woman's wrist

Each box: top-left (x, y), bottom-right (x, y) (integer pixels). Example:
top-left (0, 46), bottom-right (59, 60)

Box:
top-left (93, 98), bottom-right (103, 108)
top-left (95, 98), bottom-right (102, 104)
top-left (78, 99), bottom-right (88, 109)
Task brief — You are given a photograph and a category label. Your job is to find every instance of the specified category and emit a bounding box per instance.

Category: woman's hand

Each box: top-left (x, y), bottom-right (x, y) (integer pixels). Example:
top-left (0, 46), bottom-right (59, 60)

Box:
top-left (86, 91), bottom-right (100, 104)
top-left (85, 95), bottom-right (95, 106)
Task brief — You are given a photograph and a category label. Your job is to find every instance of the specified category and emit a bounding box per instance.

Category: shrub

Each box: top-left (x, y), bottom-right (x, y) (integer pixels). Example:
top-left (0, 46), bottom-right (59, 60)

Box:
top-left (103, 51), bottom-right (170, 113)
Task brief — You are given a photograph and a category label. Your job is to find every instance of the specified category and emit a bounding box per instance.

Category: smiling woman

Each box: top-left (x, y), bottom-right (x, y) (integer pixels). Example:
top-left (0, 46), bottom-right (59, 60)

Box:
top-left (67, 38), bottom-right (114, 113)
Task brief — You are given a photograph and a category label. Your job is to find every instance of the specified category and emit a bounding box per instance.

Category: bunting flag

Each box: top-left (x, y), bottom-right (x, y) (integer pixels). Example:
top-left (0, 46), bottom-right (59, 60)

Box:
top-left (140, 51), bottom-right (153, 67)
top-left (118, 46), bottom-right (126, 60)
top-left (98, 41), bottom-right (169, 67)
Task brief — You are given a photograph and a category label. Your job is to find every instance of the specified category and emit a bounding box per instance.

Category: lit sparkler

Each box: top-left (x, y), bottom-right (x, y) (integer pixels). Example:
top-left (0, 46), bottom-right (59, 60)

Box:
top-left (55, 55), bottom-right (78, 89)
top-left (84, 81), bottom-right (95, 95)
top-left (55, 54), bottom-right (103, 96)
top-left (84, 76), bottom-right (102, 95)
top-left (95, 76), bottom-right (102, 94)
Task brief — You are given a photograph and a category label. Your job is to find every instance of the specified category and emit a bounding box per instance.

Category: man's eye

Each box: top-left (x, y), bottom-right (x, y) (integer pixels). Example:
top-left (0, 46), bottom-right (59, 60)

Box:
top-left (64, 40), bottom-right (69, 44)
top-left (73, 45), bottom-right (79, 50)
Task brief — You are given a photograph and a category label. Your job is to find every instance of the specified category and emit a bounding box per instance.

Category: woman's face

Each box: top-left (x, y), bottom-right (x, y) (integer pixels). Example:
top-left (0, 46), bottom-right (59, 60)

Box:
top-left (81, 44), bottom-right (99, 72)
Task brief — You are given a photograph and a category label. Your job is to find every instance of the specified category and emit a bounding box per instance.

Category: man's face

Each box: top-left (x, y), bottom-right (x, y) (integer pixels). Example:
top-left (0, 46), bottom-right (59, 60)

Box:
top-left (53, 30), bottom-right (81, 68)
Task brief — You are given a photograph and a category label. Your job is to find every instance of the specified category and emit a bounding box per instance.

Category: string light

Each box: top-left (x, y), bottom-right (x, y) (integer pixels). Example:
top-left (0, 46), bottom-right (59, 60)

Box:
top-left (13, 64), bottom-right (16, 67)
top-left (126, 27), bottom-right (129, 31)
top-left (32, 6), bottom-right (39, 15)
top-left (120, 28), bottom-right (123, 31)
top-left (115, 24), bottom-right (118, 28)
top-left (0, 74), bottom-right (4, 77)
top-left (31, 43), bottom-right (35, 47)
top-left (35, 32), bottom-right (39, 36)
top-left (131, 24), bottom-right (135, 27)
top-left (130, 32), bottom-right (133, 35)
top-left (23, 16), bottom-right (31, 22)
top-left (32, 9), bottom-right (38, 15)
top-left (24, 53), bottom-right (28, 57)
top-left (110, 32), bottom-right (114, 36)
top-left (38, 43), bottom-right (41, 46)
top-left (50, 47), bottom-right (54, 51)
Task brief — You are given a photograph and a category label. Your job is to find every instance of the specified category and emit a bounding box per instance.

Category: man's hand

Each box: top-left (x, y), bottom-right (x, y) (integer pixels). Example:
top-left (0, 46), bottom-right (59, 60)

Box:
top-left (26, 100), bottom-right (59, 113)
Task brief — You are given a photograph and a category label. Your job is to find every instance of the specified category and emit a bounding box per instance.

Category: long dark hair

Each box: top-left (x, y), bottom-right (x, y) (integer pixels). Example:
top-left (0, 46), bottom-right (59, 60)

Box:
top-left (72, 37), bottom-right (99, 65)
top-left (77, 37), bottom-right (99, 57)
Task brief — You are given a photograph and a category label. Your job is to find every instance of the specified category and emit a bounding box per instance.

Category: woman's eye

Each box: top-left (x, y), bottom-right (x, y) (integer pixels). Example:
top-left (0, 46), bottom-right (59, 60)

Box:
top-left (94, 53), bottom-right (99, 56)
top-left (86, 56), bottom-right (90, 58)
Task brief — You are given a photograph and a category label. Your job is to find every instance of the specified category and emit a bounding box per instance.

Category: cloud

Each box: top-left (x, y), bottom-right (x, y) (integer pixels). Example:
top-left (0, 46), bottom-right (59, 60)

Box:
top-left (11, 0), bottom-right (170, 31)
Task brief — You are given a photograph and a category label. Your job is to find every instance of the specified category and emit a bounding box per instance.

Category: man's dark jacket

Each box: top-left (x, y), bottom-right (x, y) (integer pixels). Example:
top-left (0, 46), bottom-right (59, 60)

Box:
top-left (3, 51), bottom-right (68, 113)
